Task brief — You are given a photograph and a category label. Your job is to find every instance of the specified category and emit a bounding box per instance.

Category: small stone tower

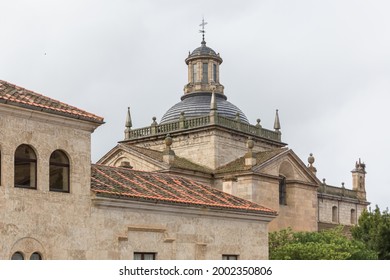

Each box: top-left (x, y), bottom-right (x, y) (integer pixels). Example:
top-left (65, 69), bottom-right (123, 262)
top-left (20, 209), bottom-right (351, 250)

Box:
top-left (351, 159), bottom-right (366, 200)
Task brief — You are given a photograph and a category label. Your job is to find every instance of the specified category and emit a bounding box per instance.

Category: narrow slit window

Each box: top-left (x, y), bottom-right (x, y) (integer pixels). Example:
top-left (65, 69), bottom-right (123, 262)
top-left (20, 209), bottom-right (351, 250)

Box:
top-left (213, 63), bottom-right (217, 82)
top-left (332, 206), bottom-right (338, 223)
top-left (279, 176), bottom-right (287, 205)
top-left (351, 209), bottom-right (356, 224)
top-left (202, 63), bottom-right (208, 83)
top-left (192, 64), bottom-right (197, 83)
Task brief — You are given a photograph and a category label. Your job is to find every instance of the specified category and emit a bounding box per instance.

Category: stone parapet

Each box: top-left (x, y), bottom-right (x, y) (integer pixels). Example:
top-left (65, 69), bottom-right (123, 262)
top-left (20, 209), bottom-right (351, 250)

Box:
top-left (126, 115), bottom-right (282, 143)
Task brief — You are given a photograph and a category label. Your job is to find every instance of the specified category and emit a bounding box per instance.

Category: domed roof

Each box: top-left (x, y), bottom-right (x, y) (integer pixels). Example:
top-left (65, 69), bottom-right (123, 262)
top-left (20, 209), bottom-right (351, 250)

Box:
top-left (160, 93), bottom-right (249, 124)
top-left (185, 41), bottom-right (222, 64)
top-left (190, 43), bottom-right (217, 56)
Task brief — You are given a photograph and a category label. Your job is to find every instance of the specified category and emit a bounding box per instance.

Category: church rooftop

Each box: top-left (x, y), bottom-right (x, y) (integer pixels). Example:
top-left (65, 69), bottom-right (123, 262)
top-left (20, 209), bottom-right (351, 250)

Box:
top-left (91, 164), bottom-right (277, 215)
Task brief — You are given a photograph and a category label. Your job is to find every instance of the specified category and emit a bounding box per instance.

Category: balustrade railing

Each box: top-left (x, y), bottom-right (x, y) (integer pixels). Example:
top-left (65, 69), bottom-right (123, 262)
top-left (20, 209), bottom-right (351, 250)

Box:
top-left (127, 114), bottom-right (281, 142)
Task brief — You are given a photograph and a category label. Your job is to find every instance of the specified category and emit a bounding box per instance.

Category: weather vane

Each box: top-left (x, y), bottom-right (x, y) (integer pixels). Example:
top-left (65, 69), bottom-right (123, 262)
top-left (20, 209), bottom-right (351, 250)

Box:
top-left (199, 17), bottom-right (208, 43)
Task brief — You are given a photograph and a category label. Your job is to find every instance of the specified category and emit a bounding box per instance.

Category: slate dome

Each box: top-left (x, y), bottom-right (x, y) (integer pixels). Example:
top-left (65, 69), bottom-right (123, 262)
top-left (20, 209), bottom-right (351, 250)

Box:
top-left (160, 92), bottom-right (249, 124)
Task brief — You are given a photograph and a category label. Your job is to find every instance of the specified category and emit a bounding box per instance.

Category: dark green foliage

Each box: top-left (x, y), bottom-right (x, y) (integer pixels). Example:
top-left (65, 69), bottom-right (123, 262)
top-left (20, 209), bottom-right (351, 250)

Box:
top-left (269, 227), bottom-right (377, 260)
top-left (351, 206), bottom-right (390, 260)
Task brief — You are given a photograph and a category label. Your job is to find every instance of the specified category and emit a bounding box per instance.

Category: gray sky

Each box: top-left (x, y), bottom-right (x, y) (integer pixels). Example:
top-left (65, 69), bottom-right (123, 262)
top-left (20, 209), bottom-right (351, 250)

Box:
top-left (1, 0), bottom-right (389, 210)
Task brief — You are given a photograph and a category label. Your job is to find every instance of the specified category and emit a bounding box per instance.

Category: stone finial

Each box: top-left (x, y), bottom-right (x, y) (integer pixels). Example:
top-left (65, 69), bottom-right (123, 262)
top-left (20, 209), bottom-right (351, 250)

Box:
top-left (120, 161), bottom-right (133, 169)
top-left (164, 134), bottom-right (173, 148)
top-left (150, 116), bottom-right (158, 134)
top-left (235, 112), bottom-right (240, 122)
top-left (245, 137), bottom-right (256, 167)
top-left (163, 134), bottom-right (175, 165)
top-left (210, 91), bottom-right (218, 123)
top-left (179, 112), bottom-right (185, 121)
top-left (124, 107), bottom-right (132, 140)
top-left (179, 112), bottom-right (186, 129)
top-left (255, 118), bottom-right (262, 128)
top-left (151, 116), bottom-right (158, 126)
top-left (274, 109), bottom-right (281, 131)
top-left (307, 153), bottom-right (317, 175)
top-left (210, 91), bottom-right (217, 112)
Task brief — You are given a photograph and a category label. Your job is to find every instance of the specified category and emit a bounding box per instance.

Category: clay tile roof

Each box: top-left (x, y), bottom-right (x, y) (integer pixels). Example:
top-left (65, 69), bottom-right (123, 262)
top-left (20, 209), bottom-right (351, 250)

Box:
top-left (123, 145), bottom-right (213, 173)
top-left (0, 80), bottom-right (104, 123)
top-left (216, 148), bottom-right (288, 174)
top-left (91, 164), bottom-right (276, 215)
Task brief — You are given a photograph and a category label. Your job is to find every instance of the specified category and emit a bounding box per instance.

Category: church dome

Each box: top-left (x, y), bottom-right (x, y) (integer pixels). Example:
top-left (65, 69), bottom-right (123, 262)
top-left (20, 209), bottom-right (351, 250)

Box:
top-left (160, 92), bottom-right (249, 124)
top-left (190, 44), bottom-right (217, 56)
top-left (185, 40), bottom-right (222, 64)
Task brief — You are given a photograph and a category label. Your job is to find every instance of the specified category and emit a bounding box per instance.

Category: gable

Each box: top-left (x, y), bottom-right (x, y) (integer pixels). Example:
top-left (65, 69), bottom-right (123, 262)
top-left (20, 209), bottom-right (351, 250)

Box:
top-left (97, 144), bottom-right (167, 172)
top-left (97, 144), bottom-right (213, 174)
top-left (253, 149), bottom-right (321, 185)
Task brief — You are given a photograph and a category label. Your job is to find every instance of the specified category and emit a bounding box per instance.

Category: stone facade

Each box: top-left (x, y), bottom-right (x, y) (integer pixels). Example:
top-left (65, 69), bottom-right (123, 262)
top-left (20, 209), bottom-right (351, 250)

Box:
top-left (102, 37), bottom-right (369, 235)
top-left (0, 90), bottom-right (274, 260)
top-left (0, 32), bottom-right (370, 261)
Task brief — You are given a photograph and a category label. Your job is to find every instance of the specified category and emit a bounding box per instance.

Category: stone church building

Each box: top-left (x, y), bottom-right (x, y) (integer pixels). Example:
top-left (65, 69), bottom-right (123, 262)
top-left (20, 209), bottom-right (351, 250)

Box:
top-left (0, 34), bottom-right (368, 260)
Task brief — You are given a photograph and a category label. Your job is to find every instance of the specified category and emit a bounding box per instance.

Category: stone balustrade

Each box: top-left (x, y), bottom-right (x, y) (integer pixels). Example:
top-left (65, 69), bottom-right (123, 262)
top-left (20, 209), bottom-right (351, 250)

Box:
top-left (127, 114), bottom-right (281, 142)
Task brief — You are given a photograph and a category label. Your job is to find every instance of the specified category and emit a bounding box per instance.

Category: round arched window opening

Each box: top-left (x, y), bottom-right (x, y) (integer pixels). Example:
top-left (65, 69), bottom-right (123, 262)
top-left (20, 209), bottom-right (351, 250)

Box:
top-left (14, 144), bottom-right (37, 189)
top-left (49, 150), bottom-right (70, 192)
top-left (11, 252), bottom-right (24, 260)
top-left (30, 252), bottom-right (42, 260)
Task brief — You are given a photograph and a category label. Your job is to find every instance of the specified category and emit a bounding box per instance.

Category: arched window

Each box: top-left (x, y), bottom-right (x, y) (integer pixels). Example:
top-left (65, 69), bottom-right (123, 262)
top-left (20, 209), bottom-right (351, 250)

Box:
top-left (192, 63), bottom-right (198, 83)
top-left (14, 144), bottom-right (37, 189)
top-left (279, 176), bottom-right (287, 205)
top-left (332, 206), bottom-right (338, 223)
top-left (49, 150), bottom-right (70, 192)
top-left (30, 252), bottom-right (42, 260)
top-left (11, 252), bottom-right (24, 260)
top-left (213, 63), bottom-right (217, 82)
top-left (351, 209), bottom-right (356, 224)
top-left (202, 63), bottom-right (208, 83)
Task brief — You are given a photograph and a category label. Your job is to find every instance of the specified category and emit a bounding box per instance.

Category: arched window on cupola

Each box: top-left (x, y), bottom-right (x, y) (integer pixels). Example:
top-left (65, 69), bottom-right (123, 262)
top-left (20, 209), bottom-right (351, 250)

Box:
top-left (14, 144), bottom-right (37, 189)
top-left (49, 150), bottom-right (70, 192)
top-left (192, 63), bottom-right (198, 83)
top-left (202, 63), bottom-right (208, 83)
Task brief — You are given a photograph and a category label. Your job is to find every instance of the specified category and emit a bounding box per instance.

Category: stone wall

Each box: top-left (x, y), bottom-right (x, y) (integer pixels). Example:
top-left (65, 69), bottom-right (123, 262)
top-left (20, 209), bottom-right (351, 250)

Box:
top-left (0, 188), bottom-right (271, 259)
top-left (318, 196), bottom-right (366, 226)
top-left (92, 198), bottom-right (271, 260)
top-left (134, 127), bottom-right (281, 170)
top-left (0, 105), bottom-right (272, 260)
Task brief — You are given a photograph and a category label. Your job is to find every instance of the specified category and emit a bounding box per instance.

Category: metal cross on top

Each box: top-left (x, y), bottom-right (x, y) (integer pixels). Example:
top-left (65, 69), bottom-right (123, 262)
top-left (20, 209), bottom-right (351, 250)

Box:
top-left (199, 17), bottom-right (208, 43)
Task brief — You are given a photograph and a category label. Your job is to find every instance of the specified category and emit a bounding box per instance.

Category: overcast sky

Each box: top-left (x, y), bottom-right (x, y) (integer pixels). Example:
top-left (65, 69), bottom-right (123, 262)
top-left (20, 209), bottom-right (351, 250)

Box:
top-left (1, 0), bottom-right (389, 210)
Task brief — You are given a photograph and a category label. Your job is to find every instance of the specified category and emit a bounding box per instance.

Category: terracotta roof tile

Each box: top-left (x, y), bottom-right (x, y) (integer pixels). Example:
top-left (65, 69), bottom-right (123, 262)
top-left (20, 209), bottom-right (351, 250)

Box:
top-left (91, 164), bottom-right (276, 215)
top-left (216, 148), bottom-right (288, 174)
top-left (0, 80), bottom-right (104, 123)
